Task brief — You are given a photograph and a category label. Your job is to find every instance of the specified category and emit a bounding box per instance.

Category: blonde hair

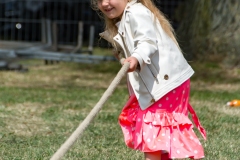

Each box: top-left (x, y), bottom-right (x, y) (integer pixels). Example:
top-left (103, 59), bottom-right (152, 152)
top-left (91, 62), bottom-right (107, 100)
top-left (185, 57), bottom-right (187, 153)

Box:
top-left (91, 0), bottom-right (179, 48)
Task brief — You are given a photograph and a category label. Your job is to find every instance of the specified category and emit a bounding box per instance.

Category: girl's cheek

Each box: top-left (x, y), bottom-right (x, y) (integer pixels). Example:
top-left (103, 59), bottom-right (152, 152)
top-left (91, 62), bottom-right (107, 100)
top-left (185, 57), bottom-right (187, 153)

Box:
top-left (97, 2), bottom-right (101, 10)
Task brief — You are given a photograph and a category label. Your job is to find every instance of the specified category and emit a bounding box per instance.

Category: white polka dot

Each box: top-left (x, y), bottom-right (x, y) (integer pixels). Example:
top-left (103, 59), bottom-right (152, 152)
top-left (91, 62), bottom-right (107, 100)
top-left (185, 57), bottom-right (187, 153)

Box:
top-left (185, 155), bottom-right (189, 158)
top-left (183, 90), bottom-right (185, 94)
top-left (149, 125), bottom-right (153, 129)
top-left (143, 132), bottom-right (146, 135)
top-left (153, 121), bottom-right (157, 125)
top-left (194, 150), bottom-right (198, 154)
top-left (137, 118), bottom-right (141, 122)
top-left (177, 150), bottom-right (180, 154)
top-left (166, 97), bottom-right (169, 100)
top-left (170, 104), bottom-right (172, 107)
top-left (199, 142), bottom-right (202, 145)
top-left (158, 104), bottom-right (162, 107)
top-left (190, 136), bottom-right (194, 140)
top-left (162, 133), bottom-right (165, 136)
top-left (153, 145), bottom-right (156, 148)
top-left (126, 132), bottom-right (129, 134)
top-left (132, 127), bottom-right (135, 131)
top-left (158, 139), bottom-right (161, 141)
top-left (136, 133), bottom-right (139, 136)
top-left (153, 135), bottom-right (156, 138)
top-left (168, 136), bottom-right (170, 139)
top-left (157, 114), bottom-right (160, 118)
top-left (181, 143), bottom-right (184, 146)
top-left (147, 138), bottom-right (151, 142)
top-left (173, 90), bottom-right (176, 93)
top-left (183, 98), bottom-right (185, 102)
top-left (173, 138), bottom-right (176, 141)
top-left (176, 97), bottom-right (179, 100)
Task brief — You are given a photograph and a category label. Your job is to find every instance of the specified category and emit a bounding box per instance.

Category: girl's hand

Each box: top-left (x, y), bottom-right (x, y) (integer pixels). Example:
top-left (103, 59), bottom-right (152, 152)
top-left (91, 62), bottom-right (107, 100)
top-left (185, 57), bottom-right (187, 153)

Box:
top-left (123, 57), bottom-right (139, 72)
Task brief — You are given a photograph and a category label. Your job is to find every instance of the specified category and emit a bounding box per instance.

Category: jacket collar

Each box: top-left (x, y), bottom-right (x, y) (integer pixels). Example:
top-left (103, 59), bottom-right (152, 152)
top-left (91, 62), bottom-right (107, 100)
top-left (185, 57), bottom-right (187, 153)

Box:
top-left (118, 0), bottom-right (137, 37)
top-left (99, 0), bottom-right (138, 42)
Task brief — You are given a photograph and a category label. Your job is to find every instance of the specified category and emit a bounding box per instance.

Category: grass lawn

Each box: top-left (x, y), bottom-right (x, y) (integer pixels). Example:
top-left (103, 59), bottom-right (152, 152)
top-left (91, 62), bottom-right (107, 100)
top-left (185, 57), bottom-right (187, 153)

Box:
top-left (0, 54), bottom-right (240, 160)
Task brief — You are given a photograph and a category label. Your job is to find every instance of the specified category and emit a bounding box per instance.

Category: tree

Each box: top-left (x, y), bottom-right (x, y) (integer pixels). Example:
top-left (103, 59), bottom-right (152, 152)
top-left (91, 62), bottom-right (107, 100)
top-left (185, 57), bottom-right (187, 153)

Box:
top-left (176, 0), bottom-right (240, 66)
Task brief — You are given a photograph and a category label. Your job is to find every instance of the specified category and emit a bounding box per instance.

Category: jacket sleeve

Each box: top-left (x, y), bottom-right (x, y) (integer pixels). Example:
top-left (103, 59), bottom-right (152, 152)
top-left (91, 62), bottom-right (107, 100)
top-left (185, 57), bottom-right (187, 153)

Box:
top-left (125, 6), bottom-right (158, 69)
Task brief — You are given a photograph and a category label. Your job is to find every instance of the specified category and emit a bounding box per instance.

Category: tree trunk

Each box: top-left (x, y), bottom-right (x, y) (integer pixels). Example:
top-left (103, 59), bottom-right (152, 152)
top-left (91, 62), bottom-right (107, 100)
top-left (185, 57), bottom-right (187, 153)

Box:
top-left (176, 0), bottom-right (240, 66)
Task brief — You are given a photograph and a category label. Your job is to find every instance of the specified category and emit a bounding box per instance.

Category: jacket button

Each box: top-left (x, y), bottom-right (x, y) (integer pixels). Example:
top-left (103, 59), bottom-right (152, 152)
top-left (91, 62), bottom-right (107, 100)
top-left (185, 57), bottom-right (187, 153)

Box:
top-left (116, 38), bottom-right (119, 40)
top-left (127, 6), bottom-right (130, 9)
top-left (122, 32), bottom-right (124, 35)
top-left (151, 99), bottom-right (155, 103)
top-left (164, 74), bottom-right (169, 80)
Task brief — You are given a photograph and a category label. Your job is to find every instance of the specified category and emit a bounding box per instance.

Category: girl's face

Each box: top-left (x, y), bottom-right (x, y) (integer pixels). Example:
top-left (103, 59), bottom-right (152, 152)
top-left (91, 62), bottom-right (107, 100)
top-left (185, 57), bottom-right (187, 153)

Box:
top-left (98, 0), bottom-right (128, 19)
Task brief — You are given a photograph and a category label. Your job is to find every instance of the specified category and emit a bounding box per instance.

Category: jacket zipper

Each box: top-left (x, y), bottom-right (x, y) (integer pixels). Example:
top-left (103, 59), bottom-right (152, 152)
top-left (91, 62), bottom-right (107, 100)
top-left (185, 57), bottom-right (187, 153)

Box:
top-left (147, 65), bottom-right (159, 84)
top-left (138, 72), bottom-right (155, 100)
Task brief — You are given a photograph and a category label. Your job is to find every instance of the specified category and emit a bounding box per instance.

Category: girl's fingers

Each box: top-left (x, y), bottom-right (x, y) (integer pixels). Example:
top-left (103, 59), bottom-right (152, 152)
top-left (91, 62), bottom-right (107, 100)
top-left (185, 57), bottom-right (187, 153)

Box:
top-left (123, 57), bottom-right (138, 72)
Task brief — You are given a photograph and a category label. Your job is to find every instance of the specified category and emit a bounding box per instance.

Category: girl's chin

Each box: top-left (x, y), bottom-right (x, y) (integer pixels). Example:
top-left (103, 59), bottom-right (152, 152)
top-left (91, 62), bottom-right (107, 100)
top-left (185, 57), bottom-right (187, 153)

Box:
top-left (105, 12), bottom-right (121, 19)
top-left (106, 15), bottom-right (117, 19)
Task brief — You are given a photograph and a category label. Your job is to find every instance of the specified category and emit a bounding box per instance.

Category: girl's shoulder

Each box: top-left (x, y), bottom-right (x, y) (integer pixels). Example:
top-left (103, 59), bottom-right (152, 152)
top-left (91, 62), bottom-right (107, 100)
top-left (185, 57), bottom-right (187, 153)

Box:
top-left (126, 2), bottom-right (151, 16)
top-left (127, 2), bottom-right (147, 11)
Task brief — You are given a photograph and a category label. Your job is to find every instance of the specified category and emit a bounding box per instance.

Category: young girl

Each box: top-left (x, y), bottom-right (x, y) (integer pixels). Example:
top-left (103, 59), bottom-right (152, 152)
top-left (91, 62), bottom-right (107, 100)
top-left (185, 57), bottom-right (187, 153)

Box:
top-left (91, 0), bottom-right (207, 159)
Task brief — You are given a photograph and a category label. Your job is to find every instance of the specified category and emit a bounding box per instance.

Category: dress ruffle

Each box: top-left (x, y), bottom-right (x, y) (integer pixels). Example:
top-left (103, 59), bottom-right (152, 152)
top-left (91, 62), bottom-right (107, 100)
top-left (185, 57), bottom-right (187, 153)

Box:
top-left (144, 110), bottom-right (193, 127)
top-left (119, 80), bottom-right (206, 159)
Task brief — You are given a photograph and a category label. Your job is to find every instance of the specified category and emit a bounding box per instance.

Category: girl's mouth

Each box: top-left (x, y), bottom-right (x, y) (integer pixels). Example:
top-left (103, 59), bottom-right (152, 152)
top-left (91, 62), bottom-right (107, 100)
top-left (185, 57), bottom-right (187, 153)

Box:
top-left (105, 8), bottom-right (113, 12)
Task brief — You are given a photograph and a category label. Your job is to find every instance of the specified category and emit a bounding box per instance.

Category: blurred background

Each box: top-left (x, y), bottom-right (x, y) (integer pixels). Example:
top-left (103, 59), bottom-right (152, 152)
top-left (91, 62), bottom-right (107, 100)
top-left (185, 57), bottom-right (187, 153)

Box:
top-left (0, 0), bottom-right (240, 67)
top-left (0, 0), bottom-right (183, 44)
top-left (0, 0), bottom-right (187, 68)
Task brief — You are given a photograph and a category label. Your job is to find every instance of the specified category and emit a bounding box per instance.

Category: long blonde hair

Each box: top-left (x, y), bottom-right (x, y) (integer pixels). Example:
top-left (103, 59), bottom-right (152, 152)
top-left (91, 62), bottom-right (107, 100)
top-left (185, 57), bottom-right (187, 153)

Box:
top-left (91, 0), bottom-right (179, 48)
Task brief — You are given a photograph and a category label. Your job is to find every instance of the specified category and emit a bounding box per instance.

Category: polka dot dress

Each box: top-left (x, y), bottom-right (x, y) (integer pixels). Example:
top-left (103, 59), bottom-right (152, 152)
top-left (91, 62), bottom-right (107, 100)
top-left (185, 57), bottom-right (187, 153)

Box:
top-left (119, 79), bottom-right (206, 159)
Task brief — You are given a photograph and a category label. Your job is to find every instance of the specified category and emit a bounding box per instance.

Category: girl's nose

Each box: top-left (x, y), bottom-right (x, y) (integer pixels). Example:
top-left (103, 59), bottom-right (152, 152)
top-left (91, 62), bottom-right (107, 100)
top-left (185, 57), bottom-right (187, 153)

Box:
top-left (101, 0), bottom-right (109, 6)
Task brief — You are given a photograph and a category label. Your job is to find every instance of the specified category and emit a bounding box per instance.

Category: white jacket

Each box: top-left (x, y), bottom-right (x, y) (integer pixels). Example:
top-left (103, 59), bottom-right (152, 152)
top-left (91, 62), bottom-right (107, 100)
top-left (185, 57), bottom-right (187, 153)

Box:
top-left (100, 0), bottom-right (194, 110)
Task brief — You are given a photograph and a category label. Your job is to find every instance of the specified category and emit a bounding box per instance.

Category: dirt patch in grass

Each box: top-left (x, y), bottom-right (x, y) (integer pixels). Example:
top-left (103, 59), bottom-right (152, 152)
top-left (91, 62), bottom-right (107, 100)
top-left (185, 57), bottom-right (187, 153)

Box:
top-left (0, 102), bottom-right (51, 136)
top-left (0, 62), bottom-right (127, 89)
top-left (192, 81), bottom-right (240, 92)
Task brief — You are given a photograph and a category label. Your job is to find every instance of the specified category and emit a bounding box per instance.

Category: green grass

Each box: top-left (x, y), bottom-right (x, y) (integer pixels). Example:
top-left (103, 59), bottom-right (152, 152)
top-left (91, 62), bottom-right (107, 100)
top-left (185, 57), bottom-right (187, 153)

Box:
top-left (0, 58), bottom-right (240, 160)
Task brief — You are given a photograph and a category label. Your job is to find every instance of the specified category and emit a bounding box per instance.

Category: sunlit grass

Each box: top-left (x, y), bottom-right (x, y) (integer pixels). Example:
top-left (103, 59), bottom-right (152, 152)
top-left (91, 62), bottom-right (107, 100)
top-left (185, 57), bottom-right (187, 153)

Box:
top-left (0, 58), bottom-right (239, 159)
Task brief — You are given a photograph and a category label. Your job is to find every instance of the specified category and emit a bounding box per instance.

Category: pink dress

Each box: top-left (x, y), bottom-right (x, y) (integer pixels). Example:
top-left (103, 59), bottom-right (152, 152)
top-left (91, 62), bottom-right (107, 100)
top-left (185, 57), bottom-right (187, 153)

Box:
top-left (119, 79), bottom-right (206, 159)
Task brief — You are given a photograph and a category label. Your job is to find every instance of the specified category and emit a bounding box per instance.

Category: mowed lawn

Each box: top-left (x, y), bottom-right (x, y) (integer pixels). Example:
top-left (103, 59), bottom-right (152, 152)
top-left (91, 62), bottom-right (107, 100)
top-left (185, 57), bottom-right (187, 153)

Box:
top-left (0, 57), bottom-right (240, 160)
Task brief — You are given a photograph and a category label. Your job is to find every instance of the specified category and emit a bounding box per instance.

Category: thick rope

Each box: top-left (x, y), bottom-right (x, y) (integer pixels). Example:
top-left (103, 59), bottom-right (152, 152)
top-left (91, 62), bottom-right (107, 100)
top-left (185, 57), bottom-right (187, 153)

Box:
top-left (50, 59), bottom-right (129, 160)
